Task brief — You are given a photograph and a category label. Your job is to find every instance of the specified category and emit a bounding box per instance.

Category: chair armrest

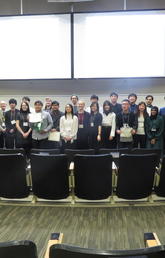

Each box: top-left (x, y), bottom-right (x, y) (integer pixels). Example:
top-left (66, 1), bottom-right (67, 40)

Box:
top-left (144, 232), bottom-right (161, 247)
top-left (44, 233), bottom-right (63, 258)
top-left (69, 161), bottom-right (74, 171)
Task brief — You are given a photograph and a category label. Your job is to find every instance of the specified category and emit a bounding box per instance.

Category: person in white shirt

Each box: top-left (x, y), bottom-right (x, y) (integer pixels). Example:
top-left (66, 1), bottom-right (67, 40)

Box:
top-left (60, 104), bottom-right (78, 152)
top-left (133, 101), bottom-right (149, 148)
top-left (101, 100), bottom-right (116, 149)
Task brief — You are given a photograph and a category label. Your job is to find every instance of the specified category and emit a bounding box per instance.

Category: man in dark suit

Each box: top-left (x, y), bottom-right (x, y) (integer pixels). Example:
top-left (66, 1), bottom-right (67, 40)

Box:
top-left (116, 99), bottom-right (137, 148)
top-left (110, 92), bottom-right (122, 114)
top-left (49, 100), bottom-right (64, 148)
top-left (159, 97), bottom-right (165, 151)
top-left (70, 95), bottom-right (79, 114)
top-left (5, 99), bottom-right (20, 149)
top-left (76, 100), bottom-right (90, 149)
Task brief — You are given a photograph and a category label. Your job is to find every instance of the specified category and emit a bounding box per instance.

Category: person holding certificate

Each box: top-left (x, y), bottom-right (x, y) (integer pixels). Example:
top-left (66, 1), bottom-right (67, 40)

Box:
top-left (116, 99), bottom-right (137, 148)
top-left (49, 101), bottom-right (64, 148)
top-left (29, 100), bottom-right (53, 149)
top-left (60, 104), bottom-right (78, 152)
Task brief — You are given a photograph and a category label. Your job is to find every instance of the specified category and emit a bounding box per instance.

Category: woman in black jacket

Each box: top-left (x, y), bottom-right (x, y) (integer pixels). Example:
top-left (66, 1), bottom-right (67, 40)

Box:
top-left (89, 102), bottom-right (102, 151)
top-left (16, 101), bottom-right (32, 157)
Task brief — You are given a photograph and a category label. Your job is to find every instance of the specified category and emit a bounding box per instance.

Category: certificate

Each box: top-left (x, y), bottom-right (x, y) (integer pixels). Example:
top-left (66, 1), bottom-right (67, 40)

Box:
top-left (29, 113), bottom-right (42, 123)
top-left (48, 131), bottom-right (60, 142)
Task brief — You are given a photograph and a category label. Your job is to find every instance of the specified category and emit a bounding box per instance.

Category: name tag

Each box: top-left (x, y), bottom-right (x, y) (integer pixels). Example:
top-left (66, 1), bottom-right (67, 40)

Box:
top-left (11, 120), bottom-right (16, 125)
top-left (151, 128), bottom-right (156, 132)
top-left (123, 123), bottom-right (129, 128)
top-left (79, 124), bottom-right (84, 129)
top-left (23, 122), bottom-right (28, 127)
top-left (90, 122), bottom-right (94, 127)
top-left (2, 122), bottom-right (5, 127)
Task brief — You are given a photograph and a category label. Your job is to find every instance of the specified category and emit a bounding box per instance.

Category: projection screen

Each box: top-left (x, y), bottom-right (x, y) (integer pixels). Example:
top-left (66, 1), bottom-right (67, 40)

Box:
top-left (74, 11), bottom-right (165, 78)
top-left (0, 14), bottom-right (71, 79)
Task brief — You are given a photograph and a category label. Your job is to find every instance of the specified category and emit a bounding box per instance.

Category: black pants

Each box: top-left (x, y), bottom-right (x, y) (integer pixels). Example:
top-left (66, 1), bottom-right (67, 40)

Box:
top-left (61, 140), bottom-right (76, 153)
top-left (101, 126), bottom-right (117, 149)
top-left (16, 133), bottom-right (32, 158)
top-left (133, 134), bottom-right (146, 148)
top-left (5, 133), bottom-right (16, 149)
top-left (0, 133), bottom-right (4, 148)
top-left (47, 140), bottom-right (60, 149)
top-left (76, 129), bottom-right (89, 149)
top-left (32, 138), bottom-right (49, 149)
top-left (118, 141), bottom-right (133, 149)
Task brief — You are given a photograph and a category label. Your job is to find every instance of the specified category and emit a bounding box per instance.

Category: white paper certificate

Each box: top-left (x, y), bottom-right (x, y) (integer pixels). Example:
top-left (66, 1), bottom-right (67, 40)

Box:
top-left (48, 131), bottom-right (60, 142)
top-left (29, 113), bottom-right (42, 123)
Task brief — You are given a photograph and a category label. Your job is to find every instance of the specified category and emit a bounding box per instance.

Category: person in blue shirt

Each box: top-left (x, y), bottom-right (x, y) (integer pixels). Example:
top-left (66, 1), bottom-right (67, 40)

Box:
top-left (128, 93), bottom-right (138, 114)
top-left (159, 97), bottom-right (165, 151)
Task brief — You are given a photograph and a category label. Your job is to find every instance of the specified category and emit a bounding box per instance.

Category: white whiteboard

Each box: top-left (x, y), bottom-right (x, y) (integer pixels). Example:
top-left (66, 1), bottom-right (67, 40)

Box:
top-left (0, 14), bottom-right (71, 79)
top-left (74, 11), bottom-right (165, 78)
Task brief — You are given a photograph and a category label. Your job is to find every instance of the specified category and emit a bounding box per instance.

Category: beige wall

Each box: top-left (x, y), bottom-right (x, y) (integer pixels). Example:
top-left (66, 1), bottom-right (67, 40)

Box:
top-left (1, 93), bottom-right (165, 112)
top-left (0, 0), bottom-right (165, 97)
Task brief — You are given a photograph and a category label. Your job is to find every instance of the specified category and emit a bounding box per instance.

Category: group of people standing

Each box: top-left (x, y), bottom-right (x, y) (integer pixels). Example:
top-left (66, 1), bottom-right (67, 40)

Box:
top-left (0, 93), bottom-right (164, 156)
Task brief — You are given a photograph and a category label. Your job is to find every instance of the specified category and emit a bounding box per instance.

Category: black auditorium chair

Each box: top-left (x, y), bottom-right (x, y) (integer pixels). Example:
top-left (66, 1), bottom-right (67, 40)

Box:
top-left (0, 148), bottom-right (25, 155)
top-left (131, 148), bottom-right (161, 167)
top-left (74, 154), bottom-right (112, 200)
top-left (0, 240), bottom-right (37, 258)
top-left (119, 148), bottom-right (131, 155)
top-left (31, 154), bottom-right (69, 199)
top-left (0, 154), bottom-right (29, 198)
top-left (50, 243), bottom-right (165, 258)
top-left (30, 148), bottom-right (60, 155)
top-left (64, 149), bottom-right (95, 163)
top-left (99, 148), bottom-right (118, 154)
top-left (99, 148), bottom-right (130, 166)
top-left (155, 155), bottom-right (165, 197)
top-left (98, 148), bottom-right (130, 155)
top-left (116, 154), bottom-right (157, 199)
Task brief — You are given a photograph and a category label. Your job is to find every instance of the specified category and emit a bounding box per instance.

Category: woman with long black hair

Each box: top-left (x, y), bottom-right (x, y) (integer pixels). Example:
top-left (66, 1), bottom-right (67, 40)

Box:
top-left (133, 101), bottom-right (148, 148)
top-left (89, 102), bottom-right (102, 151)
top-left (101, 100), bottom-right (116, 148)
top-left (16, 101), bottom-right (32, 157)
top-left (60, 104), bottom-right (78, 152)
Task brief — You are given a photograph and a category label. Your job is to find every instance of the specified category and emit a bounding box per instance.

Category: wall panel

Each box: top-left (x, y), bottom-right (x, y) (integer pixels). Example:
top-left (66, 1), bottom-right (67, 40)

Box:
top-left (73, 0), bottom-right (124, 12)
top-left (126, 0), bottom-right (165, 10)
top-left (0, 0), bottom-right (20, 15)
top-left (23, 0), bottom-right (71, 14)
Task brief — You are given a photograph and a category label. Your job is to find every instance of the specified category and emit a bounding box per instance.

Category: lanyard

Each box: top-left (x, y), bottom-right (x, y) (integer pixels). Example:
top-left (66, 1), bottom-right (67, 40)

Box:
top-left (122, 112), bottom-right (130, 125)
top-left (10, 110), bottom-right (16, 121)
top-left (78, 113), bottom-right (84, 124)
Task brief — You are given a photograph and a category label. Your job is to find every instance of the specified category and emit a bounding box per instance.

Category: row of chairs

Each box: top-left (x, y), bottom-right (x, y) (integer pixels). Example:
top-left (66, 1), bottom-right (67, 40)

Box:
top-left (0, 147), bottom-right (162, 160)
top-left (0, 232), bottom-right (165, 258)
top-left (0, 150), bottom-right (165, 202)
